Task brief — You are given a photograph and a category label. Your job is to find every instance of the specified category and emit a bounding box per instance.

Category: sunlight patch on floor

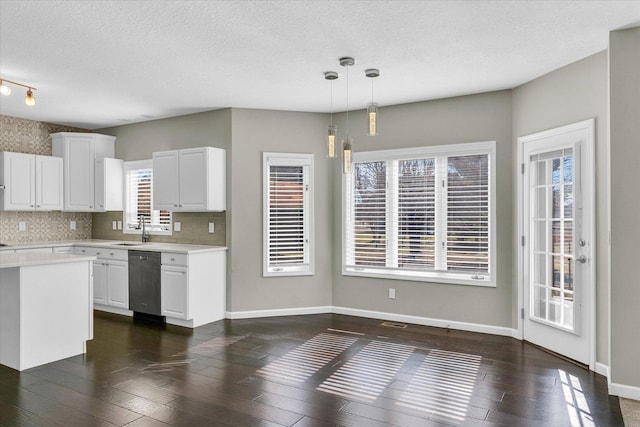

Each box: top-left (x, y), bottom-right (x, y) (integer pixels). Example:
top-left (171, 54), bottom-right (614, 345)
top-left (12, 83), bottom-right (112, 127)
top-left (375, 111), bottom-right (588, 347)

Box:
top-left (559, 369), bottom-right (595, 427)
top-left (397, 348), bottom-right (481, 423)
top-left (317, 340), bottom-right (415, 401)
top-left (257, 333), bottom-right (357, 383)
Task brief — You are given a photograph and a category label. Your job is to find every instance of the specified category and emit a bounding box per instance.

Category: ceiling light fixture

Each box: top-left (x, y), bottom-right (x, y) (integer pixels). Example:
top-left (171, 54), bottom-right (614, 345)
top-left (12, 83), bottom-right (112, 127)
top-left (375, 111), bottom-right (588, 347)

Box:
top-left (0, 78), bottom-right (37, 106)
top-left (365, 68), bottom-right (380, 136)
top-left (340, 57), bottom-right (355, 174)
top-left (324, 71), bottom-right (338, 159)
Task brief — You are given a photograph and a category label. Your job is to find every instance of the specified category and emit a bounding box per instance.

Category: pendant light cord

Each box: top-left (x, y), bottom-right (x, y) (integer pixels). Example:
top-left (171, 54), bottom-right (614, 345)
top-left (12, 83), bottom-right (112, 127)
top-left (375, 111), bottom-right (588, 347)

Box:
top-left (346, 64), bottom-right (350, 138)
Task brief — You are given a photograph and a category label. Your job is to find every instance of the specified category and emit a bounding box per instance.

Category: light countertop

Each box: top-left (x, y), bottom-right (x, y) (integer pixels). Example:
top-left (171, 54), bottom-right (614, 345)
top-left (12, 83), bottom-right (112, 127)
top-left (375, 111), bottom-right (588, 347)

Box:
top-left (0, 252), bottom-right (96, 269)
top-left (0, 240), bottom-right (227, 254)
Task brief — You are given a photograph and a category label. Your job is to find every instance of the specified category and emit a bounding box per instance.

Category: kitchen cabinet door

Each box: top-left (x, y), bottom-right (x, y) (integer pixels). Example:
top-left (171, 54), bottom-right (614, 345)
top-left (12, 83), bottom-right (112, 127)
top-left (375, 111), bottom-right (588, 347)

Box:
top-left (152, 151), bottom-right (179, 211)
top-left (106, 260), bottom-right (128, 309)
top-left (93, 260), bottom-right (107, 305)
top-left (0, 152), bottom-right (35, 210)
top-left (178, 148), bottom-right (208, 211)
top-left (95, 158), bottom-right (123, 211)
top-left (63, 135), bottom-right (95, 211)
top-left (161, 265), bottom-right (189, 319)
top-left (35, 155), bottom-right (63, 211)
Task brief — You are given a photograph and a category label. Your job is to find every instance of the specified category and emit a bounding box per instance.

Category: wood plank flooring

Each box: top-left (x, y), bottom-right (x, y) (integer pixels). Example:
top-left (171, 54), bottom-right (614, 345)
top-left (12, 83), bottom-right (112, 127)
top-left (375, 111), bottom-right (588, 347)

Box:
top-left (0, 312), bottom-right (624, 426)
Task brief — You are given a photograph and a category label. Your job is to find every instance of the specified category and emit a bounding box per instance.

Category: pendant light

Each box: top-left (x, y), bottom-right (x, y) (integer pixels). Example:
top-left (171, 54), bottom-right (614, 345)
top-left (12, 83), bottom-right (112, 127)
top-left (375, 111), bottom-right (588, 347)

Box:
top-left (365, 68), bottom-right (380, 136)
top-left (340, 57), bottom-right (355, 174)
top-left (324, 71), bottom-right (338, 158)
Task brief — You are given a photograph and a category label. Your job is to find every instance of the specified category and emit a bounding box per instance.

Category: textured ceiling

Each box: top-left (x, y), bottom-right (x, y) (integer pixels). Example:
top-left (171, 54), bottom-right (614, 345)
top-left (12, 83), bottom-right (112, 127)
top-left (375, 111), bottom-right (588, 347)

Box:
top-left (0, 0), bottom-right (639, 130)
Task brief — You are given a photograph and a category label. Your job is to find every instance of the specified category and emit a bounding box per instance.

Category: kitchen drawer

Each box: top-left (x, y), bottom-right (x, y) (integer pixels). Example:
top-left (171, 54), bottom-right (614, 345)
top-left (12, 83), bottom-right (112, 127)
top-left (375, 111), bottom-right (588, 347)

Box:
top-left (75, 246), bottom-right (128, 261)
top-left (161, 252), bottom-right (188, 267)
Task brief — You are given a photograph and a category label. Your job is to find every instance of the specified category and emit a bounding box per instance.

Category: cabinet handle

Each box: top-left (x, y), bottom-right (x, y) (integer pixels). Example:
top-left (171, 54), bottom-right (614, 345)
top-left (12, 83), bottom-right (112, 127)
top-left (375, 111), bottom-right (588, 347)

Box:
top-left (110, 252), bottom-right (114, 256)
top-left (36, 205), bottom-right (41, 208)
top-left (174, 204), bottom-right (178, 207)
top-left (89, 205), bottom-right (93, 208)
top-left (179, 204), bottom-right (183, 207)
top-left (96, 252), bottom-right (101, 255)
top-left (170, 258), bottom-right (175, 261)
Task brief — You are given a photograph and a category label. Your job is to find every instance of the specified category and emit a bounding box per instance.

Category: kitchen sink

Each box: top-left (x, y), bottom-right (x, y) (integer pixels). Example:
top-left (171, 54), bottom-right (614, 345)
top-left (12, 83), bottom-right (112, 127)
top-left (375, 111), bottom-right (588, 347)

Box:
top-left (113, 242), bottom-right (144, 246)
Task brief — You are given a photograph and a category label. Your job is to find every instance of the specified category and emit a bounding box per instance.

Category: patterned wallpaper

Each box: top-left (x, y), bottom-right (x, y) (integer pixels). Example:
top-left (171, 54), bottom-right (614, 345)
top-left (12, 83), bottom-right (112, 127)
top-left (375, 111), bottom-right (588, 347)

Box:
top-left (0, 115), bottom-right (93, 244)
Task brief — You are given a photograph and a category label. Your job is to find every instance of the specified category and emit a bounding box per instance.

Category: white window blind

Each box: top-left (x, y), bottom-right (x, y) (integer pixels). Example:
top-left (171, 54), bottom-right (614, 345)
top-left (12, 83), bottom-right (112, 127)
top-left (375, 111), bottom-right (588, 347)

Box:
top-left (344, 142), bottom-right (495, 286)
top-left (123, 160), bottom-right (172, 235)
top-left (263, 153), bottom-right (314, 276)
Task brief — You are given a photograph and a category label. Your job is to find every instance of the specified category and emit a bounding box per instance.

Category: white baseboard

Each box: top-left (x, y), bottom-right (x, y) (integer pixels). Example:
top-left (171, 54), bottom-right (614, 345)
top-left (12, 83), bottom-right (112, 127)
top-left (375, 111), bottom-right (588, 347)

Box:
top-left (226, 306), bottom-right (332, 320)
top-left (595, 362), bottom-right (609, 378)
top-left (332, 306), bottom-right (517, 337)
top-left (609, 381), bottom-right (640, 400)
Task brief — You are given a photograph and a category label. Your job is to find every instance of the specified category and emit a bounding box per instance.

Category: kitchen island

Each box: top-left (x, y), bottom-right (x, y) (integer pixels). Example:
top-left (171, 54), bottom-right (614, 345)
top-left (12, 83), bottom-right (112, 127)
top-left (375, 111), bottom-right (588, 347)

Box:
top-left (0, 252), bottom-right (95, 371)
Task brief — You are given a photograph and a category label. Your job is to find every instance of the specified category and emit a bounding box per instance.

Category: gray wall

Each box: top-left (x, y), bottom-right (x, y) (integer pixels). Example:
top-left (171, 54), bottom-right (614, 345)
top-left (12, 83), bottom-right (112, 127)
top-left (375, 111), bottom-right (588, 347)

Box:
top-left (332, 91), bottom-right (514, 328)
top-left (99, 109), bottom-right (232, 159)
top-left (609, 27), bottom-right (640, 388)
top-left (228, 108), bottom-right (334, 312)
top-left (512, 52), bottom-right (609, 365)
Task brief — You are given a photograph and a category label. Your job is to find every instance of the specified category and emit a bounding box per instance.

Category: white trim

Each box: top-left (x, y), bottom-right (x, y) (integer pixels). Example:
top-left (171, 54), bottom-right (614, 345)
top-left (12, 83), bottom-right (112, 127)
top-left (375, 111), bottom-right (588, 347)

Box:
top-left (609, 382), bottom-right (640, 401)
top-left (517, 118), bottom-right (596, 371)
top-left (93, 305), bottom-right (133, 317)
top-left (225, 306), bottom-right (332, 320)
top-left (595, 362), bottom-right (609, 378)
top-left (262, 152), bottom-right (315, 277)
top-left (332, 306), bottom-right (516, 337)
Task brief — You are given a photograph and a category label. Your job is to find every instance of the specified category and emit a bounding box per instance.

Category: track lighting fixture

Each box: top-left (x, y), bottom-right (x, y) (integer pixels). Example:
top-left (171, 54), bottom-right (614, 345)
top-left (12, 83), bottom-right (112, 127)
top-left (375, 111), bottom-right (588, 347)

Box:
top-left (0, 78), bottom-right (37, 106)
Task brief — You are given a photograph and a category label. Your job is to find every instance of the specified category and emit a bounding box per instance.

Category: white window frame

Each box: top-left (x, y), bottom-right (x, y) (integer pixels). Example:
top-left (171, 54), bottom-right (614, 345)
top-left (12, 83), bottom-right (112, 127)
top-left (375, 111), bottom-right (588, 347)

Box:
top-left (342, 141), bottom-right (496, 287)
top-left (263, 152), bottom-right (315, 277)
top-left (123, 159), bottom-right (172, 236)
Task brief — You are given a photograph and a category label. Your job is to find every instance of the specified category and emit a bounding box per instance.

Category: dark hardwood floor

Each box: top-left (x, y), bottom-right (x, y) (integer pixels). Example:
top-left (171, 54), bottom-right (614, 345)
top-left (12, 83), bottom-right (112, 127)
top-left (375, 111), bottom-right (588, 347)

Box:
top-left (0, 312), bottom-right (623, 426)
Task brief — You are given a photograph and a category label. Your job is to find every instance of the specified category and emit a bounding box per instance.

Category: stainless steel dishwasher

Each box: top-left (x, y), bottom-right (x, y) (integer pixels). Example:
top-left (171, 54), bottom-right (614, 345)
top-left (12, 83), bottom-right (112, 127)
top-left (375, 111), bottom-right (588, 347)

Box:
top-left (128, 250), bottom-right (162, 319)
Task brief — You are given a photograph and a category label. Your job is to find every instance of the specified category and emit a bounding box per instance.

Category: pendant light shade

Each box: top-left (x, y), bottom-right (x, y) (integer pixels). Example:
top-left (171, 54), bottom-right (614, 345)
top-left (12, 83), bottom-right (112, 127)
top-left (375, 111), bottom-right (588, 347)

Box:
top-left (324, 71), bottom-right (338, 158)
top-left (367, 102), bottom-right (378, 136)
top-left (365, 68), bottom-right (380, 136)
top-left (327, 124), bottom-right (337, 158)
top-left (342, 138), bottom-right (353, 174)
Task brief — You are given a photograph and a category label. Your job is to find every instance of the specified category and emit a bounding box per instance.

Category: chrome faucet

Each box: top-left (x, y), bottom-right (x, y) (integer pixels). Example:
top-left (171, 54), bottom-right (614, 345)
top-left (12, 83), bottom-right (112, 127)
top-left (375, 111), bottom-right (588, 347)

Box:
top-left (139, 215), bottom-right (150, 243)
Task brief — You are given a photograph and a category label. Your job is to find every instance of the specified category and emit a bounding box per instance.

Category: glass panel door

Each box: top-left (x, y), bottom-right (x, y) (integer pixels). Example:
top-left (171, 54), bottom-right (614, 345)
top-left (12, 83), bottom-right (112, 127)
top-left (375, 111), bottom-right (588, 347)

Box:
top-left (530, 149), bottom-right (575, 331)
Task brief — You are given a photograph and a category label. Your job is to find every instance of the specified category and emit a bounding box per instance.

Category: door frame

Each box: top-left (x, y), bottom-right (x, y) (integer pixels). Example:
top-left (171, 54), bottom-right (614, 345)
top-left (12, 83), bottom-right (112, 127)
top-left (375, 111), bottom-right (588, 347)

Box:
top-left (516, 118), bottom-right (596, 371)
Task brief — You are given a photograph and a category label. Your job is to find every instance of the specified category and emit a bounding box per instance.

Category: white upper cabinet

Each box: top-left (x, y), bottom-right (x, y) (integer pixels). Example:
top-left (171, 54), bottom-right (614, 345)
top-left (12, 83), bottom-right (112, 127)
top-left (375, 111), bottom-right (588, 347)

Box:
top-left (0, 152), bottom-right (62, 211)
top-left (153, 147), bottom-right (226, 212)
top-left (51, 132), bottom-right (122, 212)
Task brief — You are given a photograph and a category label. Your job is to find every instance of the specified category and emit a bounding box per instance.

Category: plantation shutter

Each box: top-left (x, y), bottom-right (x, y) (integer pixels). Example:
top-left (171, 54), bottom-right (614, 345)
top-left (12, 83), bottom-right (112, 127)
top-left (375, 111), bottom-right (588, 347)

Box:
top-left (397, 158), bottom-right (436, 270)
top-left (347, 161), bottom-right (387, 268)
top-left (263, 153), bottom-right (314, 276)
top-left (124, 163), bottom-right (171, 232)
top-left (445, 154), bottom-right (489, 275)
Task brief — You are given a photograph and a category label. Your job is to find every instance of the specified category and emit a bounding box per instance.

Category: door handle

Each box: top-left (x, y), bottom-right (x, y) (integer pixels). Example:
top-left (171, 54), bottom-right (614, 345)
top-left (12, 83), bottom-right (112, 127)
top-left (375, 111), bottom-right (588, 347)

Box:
top-left (576, 255), bottom-right (587, 264)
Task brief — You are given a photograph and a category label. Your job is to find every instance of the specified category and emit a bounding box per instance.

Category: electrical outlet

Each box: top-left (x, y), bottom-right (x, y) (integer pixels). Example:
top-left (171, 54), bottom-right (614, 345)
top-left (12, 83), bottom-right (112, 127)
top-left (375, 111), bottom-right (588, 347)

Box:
top-left (117, 221), bottom-right (122, 230)
top-left (388, 288), bottom-right (396, 299)
top-left (208, 222), bottom-right (215, 233)
top-left (174, 222), bottom-right (181, 232)
top-left (112, 221), bottom-right (117, 230)
top-left (70, 220), bottom-right (76, 230)
top-left (18, 221), bottom-right (26, 232)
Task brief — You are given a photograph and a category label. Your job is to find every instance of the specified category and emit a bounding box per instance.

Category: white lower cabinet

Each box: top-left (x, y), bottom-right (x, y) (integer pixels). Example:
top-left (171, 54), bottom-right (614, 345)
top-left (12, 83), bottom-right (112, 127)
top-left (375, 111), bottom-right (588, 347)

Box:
top-left (92, 260), bottom-right (107, 305)
top-left (76, 247), bottom-right (128, 310)
top-left (161, 265), bottom-right (188, 319)
top-left (161, 251), bottom-right (226, 327)
top-left (106, 260), bottom-right (128, 309)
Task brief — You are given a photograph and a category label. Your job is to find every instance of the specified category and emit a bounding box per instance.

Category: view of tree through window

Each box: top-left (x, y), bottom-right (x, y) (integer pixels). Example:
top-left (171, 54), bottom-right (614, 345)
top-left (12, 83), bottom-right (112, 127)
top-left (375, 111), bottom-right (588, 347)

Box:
top-left (345, 143), bottom-right (494, 285)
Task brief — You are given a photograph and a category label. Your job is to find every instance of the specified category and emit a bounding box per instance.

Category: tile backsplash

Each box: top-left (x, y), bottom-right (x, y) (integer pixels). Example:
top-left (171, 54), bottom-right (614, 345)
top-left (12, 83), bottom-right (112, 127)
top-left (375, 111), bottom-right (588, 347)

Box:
top-left (92, 211), bottom-right (226, 246)
top-left (0, 115), bottom-right (92, 244)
